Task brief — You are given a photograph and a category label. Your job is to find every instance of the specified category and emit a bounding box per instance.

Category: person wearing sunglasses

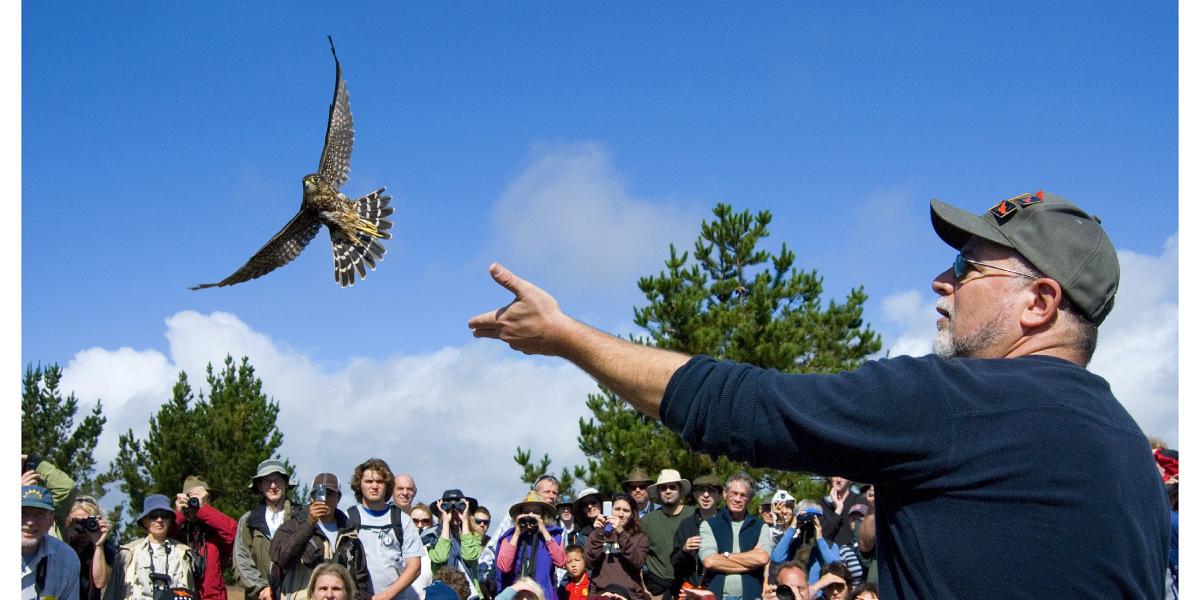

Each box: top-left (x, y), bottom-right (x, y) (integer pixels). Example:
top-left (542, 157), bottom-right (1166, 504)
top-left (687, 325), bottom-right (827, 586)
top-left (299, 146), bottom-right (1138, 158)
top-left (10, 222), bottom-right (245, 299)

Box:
top-left (107, 494), bottom-right (199, 599)
top-left (621, 469), bottom-right (658, 520)
top-left (468, 191), bottom-right (1168, 598)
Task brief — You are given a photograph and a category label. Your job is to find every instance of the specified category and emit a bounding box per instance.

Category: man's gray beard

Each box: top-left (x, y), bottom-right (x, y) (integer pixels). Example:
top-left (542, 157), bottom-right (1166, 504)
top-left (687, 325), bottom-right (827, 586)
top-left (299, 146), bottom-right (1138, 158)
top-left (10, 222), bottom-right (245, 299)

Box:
top-left (934, 306), bottom-right (1009, 359)
top-left (21, 536), bottom-right (41, 554)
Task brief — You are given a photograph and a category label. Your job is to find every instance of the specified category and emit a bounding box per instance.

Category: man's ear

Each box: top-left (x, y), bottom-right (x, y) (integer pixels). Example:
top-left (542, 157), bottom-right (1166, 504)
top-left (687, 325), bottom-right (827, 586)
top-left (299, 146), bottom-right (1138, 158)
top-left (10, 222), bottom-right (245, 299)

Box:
top-left (1020, 278), bottom-right (1065, 330)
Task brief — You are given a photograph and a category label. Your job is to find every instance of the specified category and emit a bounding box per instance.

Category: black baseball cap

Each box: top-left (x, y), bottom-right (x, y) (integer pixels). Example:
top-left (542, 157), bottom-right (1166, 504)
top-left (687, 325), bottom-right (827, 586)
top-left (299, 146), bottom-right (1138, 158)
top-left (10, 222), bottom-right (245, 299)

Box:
top-left (930, 190), bottom-right (1119, 324)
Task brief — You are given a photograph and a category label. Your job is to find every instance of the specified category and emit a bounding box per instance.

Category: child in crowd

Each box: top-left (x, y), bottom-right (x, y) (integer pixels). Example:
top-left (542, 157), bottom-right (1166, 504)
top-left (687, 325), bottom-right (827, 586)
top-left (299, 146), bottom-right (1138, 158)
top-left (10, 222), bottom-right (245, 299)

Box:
top-left (558, 544), bottom-right (590, 600)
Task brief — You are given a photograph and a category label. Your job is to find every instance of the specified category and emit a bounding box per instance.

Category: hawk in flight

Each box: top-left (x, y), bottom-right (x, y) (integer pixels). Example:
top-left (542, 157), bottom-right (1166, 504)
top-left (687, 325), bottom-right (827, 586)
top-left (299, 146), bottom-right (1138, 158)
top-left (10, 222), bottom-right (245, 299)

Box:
top-left (193, 36), bottom-right (393, 290)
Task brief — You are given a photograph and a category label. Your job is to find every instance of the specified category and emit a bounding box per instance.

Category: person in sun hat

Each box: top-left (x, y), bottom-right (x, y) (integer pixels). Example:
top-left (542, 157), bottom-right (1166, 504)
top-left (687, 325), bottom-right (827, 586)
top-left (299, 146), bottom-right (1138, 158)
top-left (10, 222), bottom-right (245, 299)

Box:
top-left (621, 469), bottom-right (658, 519)
top-left (429, 489), bottom-right (485, 599)
top-left (641, 469), bottom-right (695, 600)
top-left (107, 493), bottom-right (200, 598)
top-left (173, 475), bottom-right (238, 600)
top-left (234, 459), bottom-right (295, 600)
top-left (468, 189), bottom-right (1169, 598)
top-left (565, 487), bottom-right (607, 547)
top-left (493, 491), bottom-right (567, 598)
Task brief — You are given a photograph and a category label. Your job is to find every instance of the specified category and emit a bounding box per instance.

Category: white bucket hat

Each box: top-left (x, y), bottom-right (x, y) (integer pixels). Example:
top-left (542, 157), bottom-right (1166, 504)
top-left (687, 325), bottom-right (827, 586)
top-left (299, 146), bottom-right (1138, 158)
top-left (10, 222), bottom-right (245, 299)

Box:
top-left (647, 469), bottom-right (691, 502)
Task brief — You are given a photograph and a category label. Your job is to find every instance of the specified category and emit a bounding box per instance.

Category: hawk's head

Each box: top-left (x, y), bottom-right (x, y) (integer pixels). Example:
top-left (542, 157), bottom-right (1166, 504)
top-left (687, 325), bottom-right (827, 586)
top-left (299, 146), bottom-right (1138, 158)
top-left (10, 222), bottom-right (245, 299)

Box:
top-left (302, 174), bottom-right (322, 192)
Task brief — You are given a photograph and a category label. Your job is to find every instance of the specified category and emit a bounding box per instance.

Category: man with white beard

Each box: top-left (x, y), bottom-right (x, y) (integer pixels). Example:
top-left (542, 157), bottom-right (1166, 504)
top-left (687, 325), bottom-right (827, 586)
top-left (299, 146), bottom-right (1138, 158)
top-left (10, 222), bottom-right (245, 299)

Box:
top-left (468, 190), bottom-right (1169, 599)
top-left (21, 485), bottom-right (80, 600)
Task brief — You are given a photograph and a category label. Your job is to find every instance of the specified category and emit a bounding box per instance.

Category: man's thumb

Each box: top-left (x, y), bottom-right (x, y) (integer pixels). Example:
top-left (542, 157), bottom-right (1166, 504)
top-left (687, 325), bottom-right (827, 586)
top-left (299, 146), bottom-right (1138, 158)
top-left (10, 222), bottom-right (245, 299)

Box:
top-left (489, 263), bottom-right (528, 296)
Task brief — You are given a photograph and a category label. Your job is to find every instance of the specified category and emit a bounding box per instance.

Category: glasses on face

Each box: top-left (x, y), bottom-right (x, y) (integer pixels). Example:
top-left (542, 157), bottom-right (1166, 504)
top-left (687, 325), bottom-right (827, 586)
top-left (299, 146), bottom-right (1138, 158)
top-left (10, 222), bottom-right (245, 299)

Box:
top-left (625, 483), bottom-right (647, 491)
top-left (146, 512), bottom-right (172, 523)
top-left (474, 518), bottom-right (490, 526)
top-left (413, 517), bottom-right (432, 526)
top-left (659, 484), bottom-right (679, 492)
top-left (953, 254), bottom-right (1038, 283)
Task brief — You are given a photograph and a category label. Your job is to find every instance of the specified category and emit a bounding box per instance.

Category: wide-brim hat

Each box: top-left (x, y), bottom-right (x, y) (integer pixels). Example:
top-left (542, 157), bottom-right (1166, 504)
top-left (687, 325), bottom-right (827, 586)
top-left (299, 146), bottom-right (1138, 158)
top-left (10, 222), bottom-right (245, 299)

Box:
top-left (436, 489), bottom-right (479, 514)
top-left (930, 191), bottom-right (1119, 324)
top-left (622, 468), bottom-right (654, 489)
top-left (137, 494), bottom-right (175, 523)
top-left (571, 487), bottom-right (606, 520)
top-left (249, 459), bottom-right (290, 489)
top-left (509, 490), bottom-right (556, 521)
top-left (182, 475), bottom-right (219, 498)
top-left (647, 469), bottom-right (691, 503)
top-left (691, 475), bottom-right (724, 493)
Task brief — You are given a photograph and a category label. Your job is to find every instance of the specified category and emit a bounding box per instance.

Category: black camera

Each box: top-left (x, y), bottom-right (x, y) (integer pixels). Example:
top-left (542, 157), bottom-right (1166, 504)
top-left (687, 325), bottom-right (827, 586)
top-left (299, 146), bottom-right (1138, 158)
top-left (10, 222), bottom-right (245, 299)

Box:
top-left (775, 585), bottom-right (796, 600)
top-left (187, 497), bottom-right (200, 510)
top-left (796, 512), bottom-right (817, 526)
top-left (441, 500), bottom-right (466, 513)
top-left (83, 515), bottom-right (100, 532)
top-left (22, 453), bottom-right (42, 474)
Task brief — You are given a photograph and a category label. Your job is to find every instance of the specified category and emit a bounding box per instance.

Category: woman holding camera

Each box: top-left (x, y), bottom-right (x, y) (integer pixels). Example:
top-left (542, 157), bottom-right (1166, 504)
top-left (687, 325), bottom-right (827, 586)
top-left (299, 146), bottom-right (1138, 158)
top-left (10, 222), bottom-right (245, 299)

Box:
top-left (494, 491), bottom-right (567, 599)
top-left (584, 493), bottom-right (650, 600)
top-left (65, 495), bottom-right (116, 600)
top-left (428, 489), bottom-right (484, 599)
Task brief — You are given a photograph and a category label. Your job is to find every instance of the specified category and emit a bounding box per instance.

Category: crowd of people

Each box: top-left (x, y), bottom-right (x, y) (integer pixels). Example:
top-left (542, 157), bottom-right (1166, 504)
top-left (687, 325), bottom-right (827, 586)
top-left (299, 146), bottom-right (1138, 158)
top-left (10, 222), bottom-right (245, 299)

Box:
top-left (22, 451), bottom-right (933, 600)
top-left (21, 440), bottom-right (1180, 600)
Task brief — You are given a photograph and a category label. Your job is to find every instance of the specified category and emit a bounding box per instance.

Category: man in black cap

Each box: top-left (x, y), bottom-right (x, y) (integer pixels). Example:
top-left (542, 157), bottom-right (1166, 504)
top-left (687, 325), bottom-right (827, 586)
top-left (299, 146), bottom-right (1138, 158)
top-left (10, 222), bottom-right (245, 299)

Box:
top-left (469, 191), bottom-right (1170, 598)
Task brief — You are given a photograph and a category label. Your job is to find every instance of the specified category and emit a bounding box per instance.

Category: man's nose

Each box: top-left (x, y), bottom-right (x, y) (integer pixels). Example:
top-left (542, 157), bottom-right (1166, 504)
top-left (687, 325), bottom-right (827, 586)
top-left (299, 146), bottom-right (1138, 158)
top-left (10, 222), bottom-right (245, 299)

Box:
top-left (932, 267), bottom-right (956, 297)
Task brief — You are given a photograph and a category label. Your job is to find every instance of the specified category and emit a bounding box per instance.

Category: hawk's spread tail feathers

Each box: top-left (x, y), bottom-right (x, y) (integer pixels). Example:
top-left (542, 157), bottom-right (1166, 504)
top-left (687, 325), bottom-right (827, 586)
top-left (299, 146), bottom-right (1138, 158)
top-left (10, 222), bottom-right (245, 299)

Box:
top-left (331, 188), bottom-right (393, 287)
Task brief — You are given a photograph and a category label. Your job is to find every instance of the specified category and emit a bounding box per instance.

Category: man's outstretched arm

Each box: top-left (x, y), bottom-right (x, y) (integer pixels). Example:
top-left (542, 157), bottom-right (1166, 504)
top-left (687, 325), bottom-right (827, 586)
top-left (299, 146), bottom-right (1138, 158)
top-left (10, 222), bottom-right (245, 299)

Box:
top-left (467, 263), bottom-right (691, 417)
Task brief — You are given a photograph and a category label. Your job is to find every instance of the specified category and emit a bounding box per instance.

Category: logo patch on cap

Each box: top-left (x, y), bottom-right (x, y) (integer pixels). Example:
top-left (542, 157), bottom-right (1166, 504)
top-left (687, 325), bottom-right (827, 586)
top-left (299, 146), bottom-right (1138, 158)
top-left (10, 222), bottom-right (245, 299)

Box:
top-left (989, 191), bottom-right (1044, 221)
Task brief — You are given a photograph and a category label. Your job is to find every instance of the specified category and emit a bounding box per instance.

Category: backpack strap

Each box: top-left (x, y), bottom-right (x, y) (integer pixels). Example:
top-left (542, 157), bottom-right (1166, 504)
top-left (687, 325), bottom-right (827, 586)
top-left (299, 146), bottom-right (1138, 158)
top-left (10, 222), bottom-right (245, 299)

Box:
top-left (345, 505), bottom-right (404, 550)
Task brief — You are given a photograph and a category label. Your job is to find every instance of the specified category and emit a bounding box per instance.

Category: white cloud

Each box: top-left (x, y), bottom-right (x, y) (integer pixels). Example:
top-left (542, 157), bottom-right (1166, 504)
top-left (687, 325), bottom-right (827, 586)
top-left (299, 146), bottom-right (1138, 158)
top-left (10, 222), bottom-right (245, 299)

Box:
top-left (1088, 236), bottom-right (1178, 445)
top-left (875, 235), bottom-right (1179, 446)
top-left (489, 142), bottom-right (702, 297)
top-left (60, 311), bottom-right (599, 518)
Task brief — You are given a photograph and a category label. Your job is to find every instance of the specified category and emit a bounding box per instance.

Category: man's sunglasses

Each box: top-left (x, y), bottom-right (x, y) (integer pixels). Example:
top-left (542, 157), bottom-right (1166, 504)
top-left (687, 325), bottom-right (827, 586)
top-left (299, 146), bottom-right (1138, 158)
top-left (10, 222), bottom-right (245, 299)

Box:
top-left (953, 254), bottom-right (1038, 283)
top-left (474, 518), bottom-right (490, 526)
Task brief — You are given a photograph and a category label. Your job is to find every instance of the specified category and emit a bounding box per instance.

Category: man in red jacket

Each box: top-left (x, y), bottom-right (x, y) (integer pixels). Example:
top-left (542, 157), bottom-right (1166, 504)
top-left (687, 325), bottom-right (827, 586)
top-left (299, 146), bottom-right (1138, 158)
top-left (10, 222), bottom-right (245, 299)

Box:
top-left (175, 475), bottom-right (239, 600)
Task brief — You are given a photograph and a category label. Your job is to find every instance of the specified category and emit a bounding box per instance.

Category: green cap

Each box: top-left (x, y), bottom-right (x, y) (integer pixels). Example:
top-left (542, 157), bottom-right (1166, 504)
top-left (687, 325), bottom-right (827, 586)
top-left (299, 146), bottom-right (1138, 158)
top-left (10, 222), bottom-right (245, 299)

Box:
top-left (930, 191), bottom-right (1119, 325)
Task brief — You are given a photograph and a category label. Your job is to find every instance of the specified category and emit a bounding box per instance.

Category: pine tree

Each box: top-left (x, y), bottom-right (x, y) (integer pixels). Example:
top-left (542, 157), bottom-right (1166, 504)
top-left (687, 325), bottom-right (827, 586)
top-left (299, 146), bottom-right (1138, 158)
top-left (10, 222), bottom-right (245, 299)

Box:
top-left (108, 355), bottom-right (292, 539)
top-left (21, 363), bottom-right (107, 497)
top-left (517, 203), bottom-right (881, 500)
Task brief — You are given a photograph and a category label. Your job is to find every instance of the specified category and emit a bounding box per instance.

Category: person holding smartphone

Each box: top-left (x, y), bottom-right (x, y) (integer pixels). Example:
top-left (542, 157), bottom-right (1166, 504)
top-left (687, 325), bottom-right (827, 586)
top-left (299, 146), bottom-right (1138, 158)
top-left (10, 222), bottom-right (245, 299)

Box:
top-left (585, 493), bottom-right (650, 600)
top-left (270, 473), bottom-right (371, 600)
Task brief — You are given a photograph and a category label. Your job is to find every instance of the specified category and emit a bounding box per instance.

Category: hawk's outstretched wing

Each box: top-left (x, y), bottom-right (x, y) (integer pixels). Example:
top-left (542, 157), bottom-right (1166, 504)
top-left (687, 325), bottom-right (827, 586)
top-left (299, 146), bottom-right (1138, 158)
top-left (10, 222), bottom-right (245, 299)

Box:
top-left (317, 35), bottom-right (354, 190)
top-left (191, 210), bottom-right (323, 290)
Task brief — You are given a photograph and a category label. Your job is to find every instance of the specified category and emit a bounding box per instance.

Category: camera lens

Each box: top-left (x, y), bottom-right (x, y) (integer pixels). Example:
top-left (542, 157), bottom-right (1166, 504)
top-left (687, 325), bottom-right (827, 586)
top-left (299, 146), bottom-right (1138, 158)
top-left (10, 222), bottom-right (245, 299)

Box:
top-left (83, 516), bottom-right (100, 532)
top-left (187, 497), bottom-right (200, 510)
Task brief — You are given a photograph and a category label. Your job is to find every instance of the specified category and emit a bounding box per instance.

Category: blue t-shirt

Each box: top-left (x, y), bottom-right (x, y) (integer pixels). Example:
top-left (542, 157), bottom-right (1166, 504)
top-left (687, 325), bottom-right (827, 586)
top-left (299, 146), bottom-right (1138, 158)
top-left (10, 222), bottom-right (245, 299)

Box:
top-left (661, 354), bottom-right (1169, 599)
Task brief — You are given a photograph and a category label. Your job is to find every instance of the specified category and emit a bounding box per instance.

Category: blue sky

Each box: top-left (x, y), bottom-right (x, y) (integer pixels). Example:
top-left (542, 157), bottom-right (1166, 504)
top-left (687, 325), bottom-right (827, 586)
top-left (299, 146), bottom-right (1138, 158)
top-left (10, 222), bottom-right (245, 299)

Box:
top-left (19, 3), bottom-right (1179, 515)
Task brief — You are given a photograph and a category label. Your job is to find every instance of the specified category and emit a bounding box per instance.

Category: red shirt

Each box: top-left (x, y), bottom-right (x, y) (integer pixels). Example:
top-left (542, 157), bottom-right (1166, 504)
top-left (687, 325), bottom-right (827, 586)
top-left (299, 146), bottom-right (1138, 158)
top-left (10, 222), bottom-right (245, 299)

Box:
top-left (174, 505), bottom-right (238, 600)
top-left (565, 574), bottom-right (590, 600)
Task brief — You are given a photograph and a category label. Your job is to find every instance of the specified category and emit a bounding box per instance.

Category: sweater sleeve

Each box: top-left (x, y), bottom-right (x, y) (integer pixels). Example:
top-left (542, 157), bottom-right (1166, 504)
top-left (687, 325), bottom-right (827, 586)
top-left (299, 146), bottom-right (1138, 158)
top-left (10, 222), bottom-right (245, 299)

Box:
top-left (197, 504), bottom-right (239, 564)
top-left (619, 532), bottom-right (648, 569)
top-left (461, 532), bottom-right (483, 561)
top-left (770, 528), bottom-right (796, 564)
top-left (660, 355), bottom-right (956, 485)
top-left (496, 535), bottom-right (518, 573)
top-left (36, 460), bottom-right (77, 536)
top-left (546, 536), bottom-right (568, 567)
top-left (429, 536), bottom-right (452, 563)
